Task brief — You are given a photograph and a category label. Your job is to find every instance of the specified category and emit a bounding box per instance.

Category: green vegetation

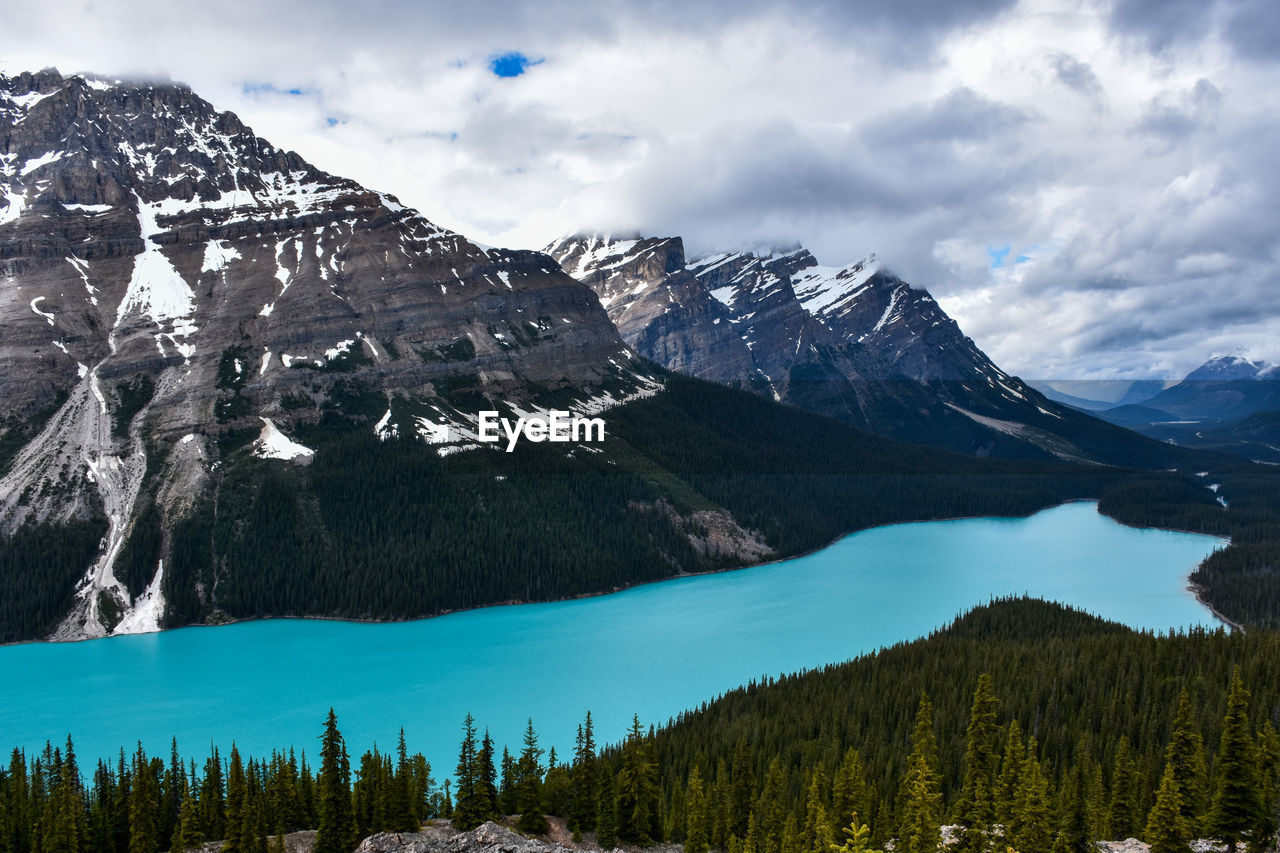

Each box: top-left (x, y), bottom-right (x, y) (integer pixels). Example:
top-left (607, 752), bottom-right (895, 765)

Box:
top-left (112, 375), bottom-right (155, 439)
top-left (0, 518), bottom-right (106, 643)
top-left (3, 600), bottom-right (1279, 852)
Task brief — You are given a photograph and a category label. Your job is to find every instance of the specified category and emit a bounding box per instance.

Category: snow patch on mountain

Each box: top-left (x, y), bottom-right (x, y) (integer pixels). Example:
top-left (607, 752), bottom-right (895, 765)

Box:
top-left (253, 417), bottom-right (314, 461)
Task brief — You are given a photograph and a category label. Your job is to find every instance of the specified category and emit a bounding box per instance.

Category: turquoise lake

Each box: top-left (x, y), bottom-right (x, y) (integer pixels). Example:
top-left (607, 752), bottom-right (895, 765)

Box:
top-left (0, 502), bottom-right (1225, 772)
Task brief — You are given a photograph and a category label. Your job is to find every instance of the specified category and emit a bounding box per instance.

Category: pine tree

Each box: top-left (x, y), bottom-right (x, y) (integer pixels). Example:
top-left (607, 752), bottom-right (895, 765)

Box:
top-left (829, 816), bottom-right (873, 853)
top-left (174, 777), bottom-right (204, 852)
top-left (1144, 763), bottom-right (1190, 853)
top-left (1052, 764), bottom-right (1089, 853)
top-left (1165, 688), bottom-right (1207, 835)
top-left (801, 768), bottom-right (831, 853)
top-left (616, 716), bottom-right (660, 844)
top-left (954, 674), bottom-right (1001, 853)
top-left (129, 745), bottom-right (159, 853)
top-left (686, 767), bottom-right (710, 853)
top-left (757, 758), bottom-right (786, 853)
top-left (201, 747), bottom-right (225, 842)
top-left (314, 709), bottom-right (355, 853)
top-left (387, 729), bottom-right (416, 832)
top-left (994, 720), bottom-right (1025, 831)
top-left (897, 695), bottom-right (942, 853)
top-left (1207, 669), bottom-right (1262, 853)
top-left (478, 730), bottom-right (499, 822)
top-left (569, 713), bottom-right (597, 834)
top-left (596, 772), bottom-right (618, 850)
top-left (46, 736), bottom-right (86, 853)
top-left (1008, 741), bottom-right (1052, 853)
top-left (830, 749), bottom-right (870, 848)
top-left (516, 719), bottom-right (547, 835)
top-left (499, 747), bottom-right (517, 817)
top-left (729, 738), bottom-right (753, 841)
top-left (452, 714), bottom-right (485, 831)
top-left (224, 745), bottom-right (246, 853)
top-left (1107, 736), bottom-right (1139, 840)
top-left (1257, 720), bottom-right (1280, 844)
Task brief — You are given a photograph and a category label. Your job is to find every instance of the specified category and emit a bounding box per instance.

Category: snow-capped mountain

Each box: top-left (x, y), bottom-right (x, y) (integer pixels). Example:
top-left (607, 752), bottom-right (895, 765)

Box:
top-left (0, 69), bottom-right (655, 640)
top-left (548, 235), bottom-right (1170, 464)
top-left (1185, 355), bottom-right (1278, 382)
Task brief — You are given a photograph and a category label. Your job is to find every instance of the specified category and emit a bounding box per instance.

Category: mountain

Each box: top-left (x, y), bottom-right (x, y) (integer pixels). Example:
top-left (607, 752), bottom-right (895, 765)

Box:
top-left (1028, 379), bottom-right (1173, 411)
top-left (1087, 356), bottom-right (1280, 460)
top-left (1185, 355), bottom-right (1277, 382)
top-left (547, 234), bottom-right (1187, 467)
top-left (0, 69), bottom-right (1233, 645)
top-left (0, 68), bottom-right (663, 640)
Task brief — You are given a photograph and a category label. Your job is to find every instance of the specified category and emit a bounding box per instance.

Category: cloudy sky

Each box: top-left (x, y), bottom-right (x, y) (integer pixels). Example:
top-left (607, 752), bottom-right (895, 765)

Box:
top-left (4, 0), bottom-right (1278, 379)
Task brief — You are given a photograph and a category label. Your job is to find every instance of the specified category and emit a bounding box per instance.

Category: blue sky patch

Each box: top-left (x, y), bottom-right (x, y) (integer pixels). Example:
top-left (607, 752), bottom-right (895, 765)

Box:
top-left (242, 81), bottom-right (310, 97)
top-left (987, 244), bottom-right (1011, 269)
top-left (489, 52), bottom-right (542, 78)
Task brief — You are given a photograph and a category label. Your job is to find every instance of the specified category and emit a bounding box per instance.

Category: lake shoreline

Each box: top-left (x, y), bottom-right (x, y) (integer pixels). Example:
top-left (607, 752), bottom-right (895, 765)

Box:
top-left (18, 497), bottom-right (1229, 647)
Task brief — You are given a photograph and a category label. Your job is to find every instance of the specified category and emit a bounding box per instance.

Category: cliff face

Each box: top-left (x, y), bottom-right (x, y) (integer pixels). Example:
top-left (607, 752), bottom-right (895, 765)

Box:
top-left (0, 69), bottom-right (654, 639)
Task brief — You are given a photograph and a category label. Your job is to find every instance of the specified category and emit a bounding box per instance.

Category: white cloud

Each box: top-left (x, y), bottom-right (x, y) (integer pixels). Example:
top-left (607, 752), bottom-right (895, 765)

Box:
top-left (3, 0), bottom-right (1278, 378)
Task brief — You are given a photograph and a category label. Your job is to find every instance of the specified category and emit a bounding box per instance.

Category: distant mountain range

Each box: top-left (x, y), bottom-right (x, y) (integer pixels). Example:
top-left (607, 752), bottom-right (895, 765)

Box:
top-left (1033, 356), bottom-right (1280, 462)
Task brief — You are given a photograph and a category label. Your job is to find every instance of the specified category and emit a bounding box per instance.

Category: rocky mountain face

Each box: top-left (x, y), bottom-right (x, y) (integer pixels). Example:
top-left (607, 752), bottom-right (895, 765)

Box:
top-left (0, 69), bottom-right (655, 640)
top-left (548, 235), bottom-right (1162, 464)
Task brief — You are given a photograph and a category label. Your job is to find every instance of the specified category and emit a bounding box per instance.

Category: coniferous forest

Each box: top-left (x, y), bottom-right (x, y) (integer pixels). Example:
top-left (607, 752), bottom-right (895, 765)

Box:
top-left (3, 375), bottom-right (1279, 642)
top-left (3, 599), bottom-right (1279, 853)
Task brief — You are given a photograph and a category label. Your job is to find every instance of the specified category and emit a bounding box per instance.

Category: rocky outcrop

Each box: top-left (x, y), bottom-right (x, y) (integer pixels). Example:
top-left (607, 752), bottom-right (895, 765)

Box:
top-left (357, 822), bottom-right (580, 853)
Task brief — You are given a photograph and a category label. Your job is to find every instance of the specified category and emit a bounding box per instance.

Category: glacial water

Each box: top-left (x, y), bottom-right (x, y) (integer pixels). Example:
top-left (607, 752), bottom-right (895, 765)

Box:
top-left (0, 502), bottom-right (1224, 771)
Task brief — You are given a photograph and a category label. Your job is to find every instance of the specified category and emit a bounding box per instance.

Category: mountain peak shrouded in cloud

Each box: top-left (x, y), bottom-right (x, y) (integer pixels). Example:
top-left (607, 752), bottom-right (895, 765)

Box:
top-left (2, 0), bottom-right (1278, 380)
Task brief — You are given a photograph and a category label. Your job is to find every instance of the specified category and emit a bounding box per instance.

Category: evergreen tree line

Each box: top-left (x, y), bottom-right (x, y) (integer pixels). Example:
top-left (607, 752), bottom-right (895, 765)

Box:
top-left (649, 599), bottom-right (1280, 853)
top-left (158, 377), bottom-right (1235, 634)
top-left (5, 375), bottom-right (1277, 642)
top-left (4, 600), bottom-right (1280, 852)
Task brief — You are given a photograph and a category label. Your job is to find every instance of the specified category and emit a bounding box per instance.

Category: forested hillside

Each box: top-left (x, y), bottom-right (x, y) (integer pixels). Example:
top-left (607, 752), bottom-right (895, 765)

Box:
top-left (4, 600), bottom-right (1279, 853)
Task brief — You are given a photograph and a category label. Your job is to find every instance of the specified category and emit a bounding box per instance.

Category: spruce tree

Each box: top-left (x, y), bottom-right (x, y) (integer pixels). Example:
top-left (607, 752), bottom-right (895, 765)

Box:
top-left (314, 709), bottom-right (355, 853)
top-left (478, 730), bottom-right (499, 822)
top-left (224, 745), bottom-right (246, 853)
top-left (452, 714), bottom-right (485, 831)
top-left (1009, 740), bottom-right (1052, 853)
top-left (129, 745), bottom-right (159, 853)
top-left (1144, 763), bottom-right (1190, 853)
top-left (569, 713), bottom-right (597, 834)
top-left (1052, 764), bottom-right (1089, 853)
top-left (1257, 720), bottom-right (1280, 844)
top-left (174, 779), bottom-right (204, 852)
top-left (757, 758), bottom-right (786, 853)
top-left (729, 738), bottom-right (753, 840)
top-left (897, 695), bottom-right (942, 853)
top-left (596, 772), bottom-right (618, 850)
top-left (616, 716), bottom-right (660, 844)
top-left (994, 719), bottom-right (1025, 831)
top-left (499, 747), bottom-right (517, 817)
top-left (1207, 669), bottom-right (1262, 853)
top-left (801, 768), bottom-right (831, 853)
top-left (686, 767), bottom-right (710, 853)
top-left (955, 674), bottom-right (1001, 853)
top-left (387, 729), bottom-right (416, 832)
top-left (829, 817), bottom-right (873, 853)
top-left (46, 736), bottom-right (86, 853)
top-left (830, 749), bottom-right (869, 848)
top-left (1165, 688), bottom-right (1207, 834)
top-left (516, 719), bottom-right (547, 835)
top-left (1107, 736), bottom-right (1139, 840)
